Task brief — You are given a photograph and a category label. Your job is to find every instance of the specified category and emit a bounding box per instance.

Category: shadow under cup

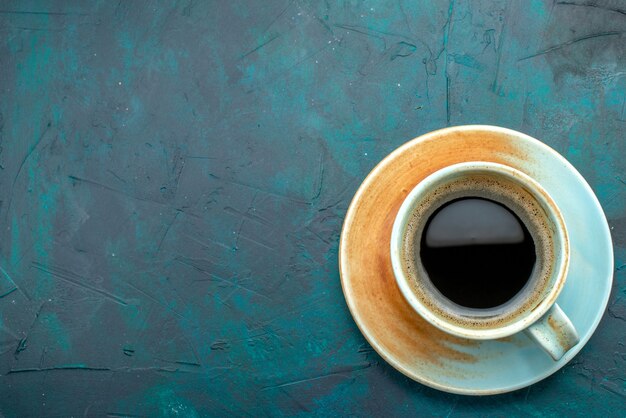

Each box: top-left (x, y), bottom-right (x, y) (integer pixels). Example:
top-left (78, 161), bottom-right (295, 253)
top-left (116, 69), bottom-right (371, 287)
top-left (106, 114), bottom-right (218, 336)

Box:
top-left (392, 163), bottom-right (569, 339)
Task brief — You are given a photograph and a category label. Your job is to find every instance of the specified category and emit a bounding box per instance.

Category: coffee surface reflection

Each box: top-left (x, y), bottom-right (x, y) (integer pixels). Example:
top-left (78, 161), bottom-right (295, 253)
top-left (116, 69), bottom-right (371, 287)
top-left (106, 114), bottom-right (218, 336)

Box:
top-left (420, 197), bottom-right (536, 309)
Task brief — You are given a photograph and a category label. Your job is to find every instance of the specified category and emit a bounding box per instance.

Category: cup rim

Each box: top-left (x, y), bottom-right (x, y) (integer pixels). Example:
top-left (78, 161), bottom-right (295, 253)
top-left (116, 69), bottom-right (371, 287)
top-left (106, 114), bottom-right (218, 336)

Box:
top-left (390, 161), bottom-right (570, 340)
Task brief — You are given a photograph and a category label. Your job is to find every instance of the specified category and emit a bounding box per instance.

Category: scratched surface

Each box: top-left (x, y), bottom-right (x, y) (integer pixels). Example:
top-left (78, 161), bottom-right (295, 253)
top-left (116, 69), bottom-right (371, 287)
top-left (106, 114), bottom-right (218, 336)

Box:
top-left (0, 0), bottom-right (624, 416)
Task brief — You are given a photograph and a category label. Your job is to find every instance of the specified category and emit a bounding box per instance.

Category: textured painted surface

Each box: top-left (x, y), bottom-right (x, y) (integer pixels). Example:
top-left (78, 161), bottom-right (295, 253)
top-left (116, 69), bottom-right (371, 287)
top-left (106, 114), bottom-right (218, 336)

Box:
top-left (0, 0), bottom-right (624, 416)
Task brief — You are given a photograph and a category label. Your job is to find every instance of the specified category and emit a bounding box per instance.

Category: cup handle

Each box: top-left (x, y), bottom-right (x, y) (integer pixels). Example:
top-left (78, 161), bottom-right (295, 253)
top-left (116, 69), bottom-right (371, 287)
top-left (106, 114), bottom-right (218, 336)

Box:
top-left (524, 303), bottom-right (580, 361)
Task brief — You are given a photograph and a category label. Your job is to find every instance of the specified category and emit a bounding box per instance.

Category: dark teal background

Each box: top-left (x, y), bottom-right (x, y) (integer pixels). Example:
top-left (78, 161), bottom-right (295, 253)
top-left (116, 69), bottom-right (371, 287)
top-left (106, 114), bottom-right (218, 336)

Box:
top-left (0, 0), bottom-right (625, 416)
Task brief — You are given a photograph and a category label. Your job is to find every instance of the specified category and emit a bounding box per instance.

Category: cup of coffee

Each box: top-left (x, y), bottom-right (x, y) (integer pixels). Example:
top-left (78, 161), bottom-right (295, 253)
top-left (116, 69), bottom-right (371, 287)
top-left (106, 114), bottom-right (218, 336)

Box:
top-left (390, 161), bottom-right (579, 360)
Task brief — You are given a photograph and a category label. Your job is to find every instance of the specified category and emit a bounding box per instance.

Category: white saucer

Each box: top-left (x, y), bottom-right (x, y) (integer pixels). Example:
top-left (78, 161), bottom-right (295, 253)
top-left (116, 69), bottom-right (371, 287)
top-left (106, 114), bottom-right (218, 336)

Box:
top-left (339, 126), bottom-right (614, 395)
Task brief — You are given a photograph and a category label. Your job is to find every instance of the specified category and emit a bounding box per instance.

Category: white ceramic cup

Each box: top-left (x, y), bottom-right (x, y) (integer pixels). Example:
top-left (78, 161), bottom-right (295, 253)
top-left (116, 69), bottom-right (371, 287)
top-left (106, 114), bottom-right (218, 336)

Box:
top-left (390, 161), bottom-right (579, 360)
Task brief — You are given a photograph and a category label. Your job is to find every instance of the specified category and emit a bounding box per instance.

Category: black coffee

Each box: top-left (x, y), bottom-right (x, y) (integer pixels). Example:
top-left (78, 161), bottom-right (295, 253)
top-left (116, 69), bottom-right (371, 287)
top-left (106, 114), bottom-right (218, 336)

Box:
top-left (419, 197), bottom-right (536, 309)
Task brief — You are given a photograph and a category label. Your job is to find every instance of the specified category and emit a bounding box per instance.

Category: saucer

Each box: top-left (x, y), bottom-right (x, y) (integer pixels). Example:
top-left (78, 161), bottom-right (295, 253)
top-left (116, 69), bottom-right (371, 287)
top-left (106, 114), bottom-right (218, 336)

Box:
top-left (339, 125), bottom-right (614, 395)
